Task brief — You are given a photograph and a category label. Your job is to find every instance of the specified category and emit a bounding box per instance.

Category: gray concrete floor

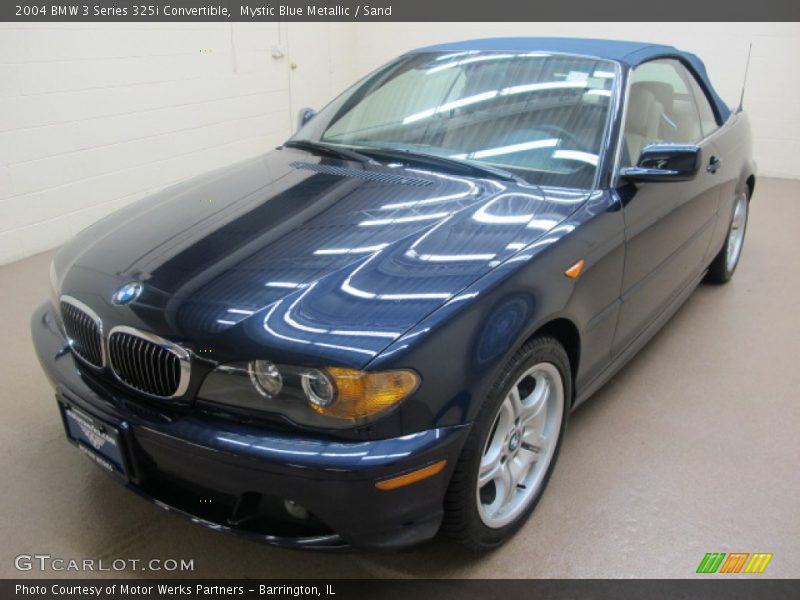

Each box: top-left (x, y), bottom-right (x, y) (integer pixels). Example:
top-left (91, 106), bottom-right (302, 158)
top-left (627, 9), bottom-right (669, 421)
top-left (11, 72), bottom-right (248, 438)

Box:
top-left (1, 177), bottom-right (798, 579)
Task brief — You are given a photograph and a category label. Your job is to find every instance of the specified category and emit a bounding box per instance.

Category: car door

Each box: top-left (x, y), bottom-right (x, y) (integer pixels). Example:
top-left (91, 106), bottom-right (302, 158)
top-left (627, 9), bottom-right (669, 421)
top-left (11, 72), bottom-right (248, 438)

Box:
top-left (611, 59), bottom-right (723, 357)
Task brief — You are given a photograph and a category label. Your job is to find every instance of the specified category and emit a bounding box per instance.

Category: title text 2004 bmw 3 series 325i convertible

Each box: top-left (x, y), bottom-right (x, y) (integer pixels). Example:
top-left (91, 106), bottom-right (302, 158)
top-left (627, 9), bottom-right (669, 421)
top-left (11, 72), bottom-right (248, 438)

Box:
top-left (32, 38), bottom-right (755, 550)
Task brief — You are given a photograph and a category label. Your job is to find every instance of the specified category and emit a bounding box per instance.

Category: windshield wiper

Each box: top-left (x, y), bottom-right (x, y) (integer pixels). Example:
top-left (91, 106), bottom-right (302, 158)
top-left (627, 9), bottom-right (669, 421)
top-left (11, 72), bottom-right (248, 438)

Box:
top-left (282, 140), bottom-right (377, 164)
top-left (284, 140), bottom-right (524, 184)
top-left (350, 145), bottom-right (526, 184)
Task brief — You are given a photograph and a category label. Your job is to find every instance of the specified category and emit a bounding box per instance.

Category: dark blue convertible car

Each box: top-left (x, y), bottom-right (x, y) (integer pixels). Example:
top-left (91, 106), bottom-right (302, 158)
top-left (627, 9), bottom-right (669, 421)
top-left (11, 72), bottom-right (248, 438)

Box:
top-left (32, 38), bottom-right (755, 550)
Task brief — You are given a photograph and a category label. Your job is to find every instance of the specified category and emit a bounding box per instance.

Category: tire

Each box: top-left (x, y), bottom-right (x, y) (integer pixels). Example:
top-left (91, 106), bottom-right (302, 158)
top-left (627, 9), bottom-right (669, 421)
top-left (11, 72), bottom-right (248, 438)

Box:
top-left (442, 336), bottom-right (571, 550)
top-left (706, 190), bottom-right (749, 284)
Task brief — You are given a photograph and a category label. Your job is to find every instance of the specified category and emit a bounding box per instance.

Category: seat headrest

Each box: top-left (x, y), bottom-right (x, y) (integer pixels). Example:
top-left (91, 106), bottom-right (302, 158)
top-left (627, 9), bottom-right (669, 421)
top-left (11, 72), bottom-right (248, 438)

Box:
top-left (626, 87), bottom-right (656, 136)
top-left (631, 81), bottom-right (674, 112)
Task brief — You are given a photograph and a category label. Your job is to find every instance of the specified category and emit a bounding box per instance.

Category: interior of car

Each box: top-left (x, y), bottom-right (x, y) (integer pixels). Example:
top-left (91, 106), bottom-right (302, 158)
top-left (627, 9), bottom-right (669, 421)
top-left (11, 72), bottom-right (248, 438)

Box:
top-left (623, 59), bottom-right (714, 166)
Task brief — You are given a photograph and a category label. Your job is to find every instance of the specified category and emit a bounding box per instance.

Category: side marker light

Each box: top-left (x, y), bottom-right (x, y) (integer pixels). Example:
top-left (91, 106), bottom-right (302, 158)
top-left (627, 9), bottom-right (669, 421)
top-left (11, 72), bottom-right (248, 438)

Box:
top-left (565, 259), bottom-right (585, 279)
top-left (375, 460), bottom-right (447, 490)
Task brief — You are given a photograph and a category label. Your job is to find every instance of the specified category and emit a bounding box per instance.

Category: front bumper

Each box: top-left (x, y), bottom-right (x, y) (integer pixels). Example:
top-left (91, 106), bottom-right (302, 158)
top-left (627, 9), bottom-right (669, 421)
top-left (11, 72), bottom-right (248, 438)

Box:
top-left (31, 303), bottom-right (468, 550)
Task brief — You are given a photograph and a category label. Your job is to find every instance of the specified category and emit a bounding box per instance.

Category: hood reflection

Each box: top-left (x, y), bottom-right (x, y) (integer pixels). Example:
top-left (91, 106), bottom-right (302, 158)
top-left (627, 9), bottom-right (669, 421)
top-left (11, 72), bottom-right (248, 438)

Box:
top-left (63, 149), bottom-right (589, 367)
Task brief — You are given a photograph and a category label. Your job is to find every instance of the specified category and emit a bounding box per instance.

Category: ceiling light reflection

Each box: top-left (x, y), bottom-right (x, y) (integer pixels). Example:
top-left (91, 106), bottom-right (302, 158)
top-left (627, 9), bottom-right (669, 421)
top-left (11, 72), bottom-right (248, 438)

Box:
top-left (473, 207), bottom-right (534, 225)
top-left (406, 249), bottom-right (496, 262)
top-left (552, 150), bottom-right (599, 165)
top-left (453, 138), bottom-right (559, 160)
top-left (380, 188), bottom-right (477, 210)
top-left (425, 53), bottom-right (515, 75)
top-left (500, 80), bottom-right (587, 96)
top-left (404, 90), bottom-right (499, 124)
top-left (265, 281), bottom-right (307, 289)
top-left (314, 243), bottom-right (388, 255)
top-left (359, 212), bottom-right (450, 227)
top-left (403, 79), bottom-right (598, 126)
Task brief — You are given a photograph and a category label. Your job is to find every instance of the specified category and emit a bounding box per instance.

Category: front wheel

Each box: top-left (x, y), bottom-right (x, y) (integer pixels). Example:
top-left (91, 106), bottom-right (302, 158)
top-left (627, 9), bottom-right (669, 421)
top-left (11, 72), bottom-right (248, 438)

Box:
top-left (442, 336), bottom-right (570, 550)
top-left (706, 191), bottom-right (749, 284)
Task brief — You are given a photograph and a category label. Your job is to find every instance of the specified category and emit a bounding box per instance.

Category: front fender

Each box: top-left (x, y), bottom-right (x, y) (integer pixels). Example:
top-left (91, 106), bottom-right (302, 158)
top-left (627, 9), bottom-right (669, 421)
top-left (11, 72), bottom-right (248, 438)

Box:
top-left (369, 190), bottom-right (626, 434)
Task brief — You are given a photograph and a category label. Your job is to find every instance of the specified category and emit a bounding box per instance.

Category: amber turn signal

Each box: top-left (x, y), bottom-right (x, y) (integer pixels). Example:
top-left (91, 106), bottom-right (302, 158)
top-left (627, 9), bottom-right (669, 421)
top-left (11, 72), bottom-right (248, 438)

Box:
top-left (309, 368), bottom-right (420, 420)
top-left (564, 259), bottom-right (585, 279)
top-left (375, 460), bottom-right (448, 490)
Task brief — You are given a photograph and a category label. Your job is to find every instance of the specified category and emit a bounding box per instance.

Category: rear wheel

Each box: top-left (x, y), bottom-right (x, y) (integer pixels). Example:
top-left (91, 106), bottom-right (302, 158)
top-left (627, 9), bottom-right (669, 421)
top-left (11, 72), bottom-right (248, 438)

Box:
top-left (443, 336), bottom-right (570, 550)
top-left (706, 191), bottom-right (749, 284)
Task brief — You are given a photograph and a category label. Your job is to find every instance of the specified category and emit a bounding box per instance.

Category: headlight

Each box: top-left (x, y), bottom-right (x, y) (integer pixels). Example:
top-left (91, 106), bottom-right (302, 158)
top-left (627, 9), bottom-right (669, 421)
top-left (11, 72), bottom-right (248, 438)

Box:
top-left (301, 369), bottom-right (336, 407)
top-left (248, 360), bottom-right (283, 397)
top-left (198, 362), bottom-right (419, 429)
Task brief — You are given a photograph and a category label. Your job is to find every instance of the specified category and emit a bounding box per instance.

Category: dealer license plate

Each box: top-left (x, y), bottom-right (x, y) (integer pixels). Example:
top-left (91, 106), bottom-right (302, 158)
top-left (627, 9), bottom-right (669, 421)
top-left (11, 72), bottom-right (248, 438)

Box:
top-left (61, 403), bottom-right (127, 477)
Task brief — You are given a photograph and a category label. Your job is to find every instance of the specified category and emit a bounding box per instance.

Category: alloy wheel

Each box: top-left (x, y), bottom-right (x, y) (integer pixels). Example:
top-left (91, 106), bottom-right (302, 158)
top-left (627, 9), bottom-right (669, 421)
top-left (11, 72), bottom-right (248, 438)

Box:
top-left (725, 194), bottom-right (748, 273)
top-left (476, 362), bottom-right (564, 528)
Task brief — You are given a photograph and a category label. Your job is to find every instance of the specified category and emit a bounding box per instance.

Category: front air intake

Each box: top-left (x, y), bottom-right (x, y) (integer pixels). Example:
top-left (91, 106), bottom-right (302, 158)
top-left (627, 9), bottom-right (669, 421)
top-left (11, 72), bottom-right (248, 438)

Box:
top-left (107, 326), bottom-right (190, 399)
top-left (289, 161), bottom-right (434, 187)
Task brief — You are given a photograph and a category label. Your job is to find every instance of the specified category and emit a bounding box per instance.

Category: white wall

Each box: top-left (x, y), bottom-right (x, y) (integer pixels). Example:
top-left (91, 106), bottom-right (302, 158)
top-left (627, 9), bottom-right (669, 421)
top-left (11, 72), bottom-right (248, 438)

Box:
top-left (1, 22), bottom-right (798, 265)
top-left (285, 23), bottom-right (358, 119)
top-left (0, 23), bottom-right (307, 264)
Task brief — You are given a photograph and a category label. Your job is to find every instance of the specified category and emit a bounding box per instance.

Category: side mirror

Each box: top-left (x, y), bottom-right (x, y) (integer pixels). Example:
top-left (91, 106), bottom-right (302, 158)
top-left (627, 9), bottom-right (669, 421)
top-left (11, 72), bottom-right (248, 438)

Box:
top-left (296, 108), bottom-right (317, 131)
top-left (620, 143), bottom-right (701, 183)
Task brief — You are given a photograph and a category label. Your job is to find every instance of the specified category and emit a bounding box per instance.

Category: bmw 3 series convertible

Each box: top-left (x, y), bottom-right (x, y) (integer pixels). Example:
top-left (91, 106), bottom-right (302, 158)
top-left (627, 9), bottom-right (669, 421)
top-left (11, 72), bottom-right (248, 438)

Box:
top-left (32, 38), bottom-right (755, 550)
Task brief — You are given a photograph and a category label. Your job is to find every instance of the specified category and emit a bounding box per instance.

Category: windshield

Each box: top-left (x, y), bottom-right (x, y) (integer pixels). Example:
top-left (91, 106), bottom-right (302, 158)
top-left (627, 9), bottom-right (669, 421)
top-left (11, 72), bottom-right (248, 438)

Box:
top-left (293, 51), bottom-right (618, 188)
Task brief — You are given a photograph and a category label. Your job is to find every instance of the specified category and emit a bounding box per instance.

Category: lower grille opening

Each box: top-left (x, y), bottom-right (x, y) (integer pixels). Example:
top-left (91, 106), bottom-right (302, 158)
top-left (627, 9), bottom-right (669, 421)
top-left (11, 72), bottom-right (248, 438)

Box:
top-left (138, 473), bottom-right (335, 538)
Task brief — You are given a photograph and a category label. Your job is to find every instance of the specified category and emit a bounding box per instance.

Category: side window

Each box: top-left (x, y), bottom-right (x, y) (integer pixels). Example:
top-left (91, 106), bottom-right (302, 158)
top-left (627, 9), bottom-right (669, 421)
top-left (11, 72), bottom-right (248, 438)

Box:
top-left (622, 59), bottom-right (704, 166)
top-left (684, 69), bottom-right (719, 138)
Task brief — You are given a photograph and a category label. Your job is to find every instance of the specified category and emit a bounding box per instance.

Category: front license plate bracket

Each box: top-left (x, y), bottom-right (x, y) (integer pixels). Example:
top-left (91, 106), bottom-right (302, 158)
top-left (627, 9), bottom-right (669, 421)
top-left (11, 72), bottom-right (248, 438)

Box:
top-left (59, 400), bottom-right (130, 479)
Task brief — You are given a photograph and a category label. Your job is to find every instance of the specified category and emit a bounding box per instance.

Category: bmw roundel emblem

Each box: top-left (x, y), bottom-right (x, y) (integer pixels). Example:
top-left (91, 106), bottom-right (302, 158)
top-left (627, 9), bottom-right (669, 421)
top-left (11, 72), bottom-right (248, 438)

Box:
top-left (112, 282), bottom-right (143, 305)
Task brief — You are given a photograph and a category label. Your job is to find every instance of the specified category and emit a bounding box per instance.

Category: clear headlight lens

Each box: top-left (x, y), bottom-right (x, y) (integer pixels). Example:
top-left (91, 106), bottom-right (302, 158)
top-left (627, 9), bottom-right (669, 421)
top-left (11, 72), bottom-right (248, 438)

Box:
top-left (301, 369), bottom-right (336, 407)
top-left (248, 360), bottom-right (283, 397)
top-left (198, 362), bottom-right (419, 429)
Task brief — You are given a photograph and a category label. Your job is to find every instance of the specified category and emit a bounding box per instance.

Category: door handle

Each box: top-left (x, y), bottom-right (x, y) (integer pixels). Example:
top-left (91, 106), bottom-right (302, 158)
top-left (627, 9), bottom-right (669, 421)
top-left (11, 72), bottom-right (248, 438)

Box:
top-left (707, 156), bottom-right (723, 174)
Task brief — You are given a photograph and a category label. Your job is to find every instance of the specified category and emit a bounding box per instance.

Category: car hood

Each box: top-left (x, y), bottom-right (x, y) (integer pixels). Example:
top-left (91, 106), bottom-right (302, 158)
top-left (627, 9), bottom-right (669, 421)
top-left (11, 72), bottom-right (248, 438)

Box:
top-left (57, 148), bottom-right (589, 368)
